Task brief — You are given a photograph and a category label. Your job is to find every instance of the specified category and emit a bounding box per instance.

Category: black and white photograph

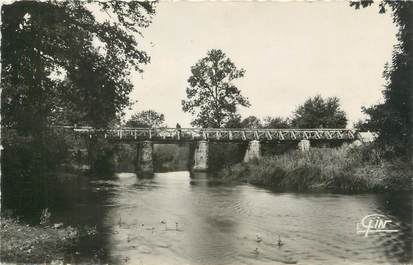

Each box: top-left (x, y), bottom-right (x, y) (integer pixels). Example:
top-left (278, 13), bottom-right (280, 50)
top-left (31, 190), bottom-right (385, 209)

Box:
top-left (0, 0), bottom-right (412, 264)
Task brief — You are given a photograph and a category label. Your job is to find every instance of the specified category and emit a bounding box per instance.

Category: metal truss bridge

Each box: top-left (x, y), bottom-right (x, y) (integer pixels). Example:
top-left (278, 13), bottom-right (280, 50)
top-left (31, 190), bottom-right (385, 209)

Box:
top-left (70, 127), bottom-right (356, 142)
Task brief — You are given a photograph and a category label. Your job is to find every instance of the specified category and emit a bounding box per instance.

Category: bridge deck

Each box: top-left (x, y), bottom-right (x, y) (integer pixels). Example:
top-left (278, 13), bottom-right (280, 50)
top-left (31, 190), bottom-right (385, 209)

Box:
top-left (71, 127), bottom-right (356, 142)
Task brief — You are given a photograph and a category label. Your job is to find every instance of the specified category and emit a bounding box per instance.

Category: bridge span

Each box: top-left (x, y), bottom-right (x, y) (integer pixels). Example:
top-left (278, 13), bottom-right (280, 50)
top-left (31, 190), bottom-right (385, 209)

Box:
top-left (65, 126), bottom-right (359, 177)
top-left (73, 127), bottom-right (356, 142)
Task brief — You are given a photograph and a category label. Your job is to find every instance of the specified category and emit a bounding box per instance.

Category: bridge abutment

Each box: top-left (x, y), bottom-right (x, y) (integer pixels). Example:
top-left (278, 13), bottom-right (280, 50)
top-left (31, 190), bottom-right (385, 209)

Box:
top-left (137, 141), bottom-right (154, 177)
top-left (244, 140), bottom-right (261, 162)
top-left (298, 139), bottom-right (310, 152)
top-left (193, 140), bottom-right (208, 172)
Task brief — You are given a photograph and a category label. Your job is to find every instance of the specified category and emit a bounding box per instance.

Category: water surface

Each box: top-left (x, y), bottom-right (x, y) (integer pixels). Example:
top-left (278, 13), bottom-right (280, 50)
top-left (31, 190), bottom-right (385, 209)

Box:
top-left (21, 172), bottom-right (413, 264)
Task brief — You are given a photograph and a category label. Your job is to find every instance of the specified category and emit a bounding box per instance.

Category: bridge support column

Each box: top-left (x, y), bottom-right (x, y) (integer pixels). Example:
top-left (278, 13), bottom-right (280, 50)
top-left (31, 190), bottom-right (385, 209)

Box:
top-left (193, 140), bottom-right (208, 172)
top-left (137, 141), bottom-right (153, 178)
top-left (244, 140), bottom-right (261, 162)
top-left (298, 140), bottom-right (310, 152)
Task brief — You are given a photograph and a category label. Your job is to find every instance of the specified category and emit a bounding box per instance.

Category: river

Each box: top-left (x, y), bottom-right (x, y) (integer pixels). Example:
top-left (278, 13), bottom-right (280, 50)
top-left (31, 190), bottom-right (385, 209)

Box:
top-left (17, 171), bottom-right (413, 264)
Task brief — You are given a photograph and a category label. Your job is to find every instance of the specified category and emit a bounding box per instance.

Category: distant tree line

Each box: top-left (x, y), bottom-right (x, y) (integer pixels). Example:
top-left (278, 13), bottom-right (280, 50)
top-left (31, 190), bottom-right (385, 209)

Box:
top-left (224, 95), bottom-right (347, 129)
top-left (129, 93), bottom-right (347, 130)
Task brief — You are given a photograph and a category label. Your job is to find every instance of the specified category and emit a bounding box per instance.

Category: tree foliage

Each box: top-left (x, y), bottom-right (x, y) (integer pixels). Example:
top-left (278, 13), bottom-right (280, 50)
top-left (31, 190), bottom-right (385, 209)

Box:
top-left (354, 104), bottom-right (385, 132)
top-left (223, 114), bottom-right (242, 128)
top-left (350, 1), bottom-right (412, 156)
top-left (224, 115), bottom-right (291, 129)
top-left (262, 116), bottom-right (290, 129)
top-left (240, 116), bottom-right (262, 129)
top-left (1, 1), bottom-right (156, 133)
top-left (182, 49), bottom-right (250, 128)
top-left (291, 95), bottom-right (347, 128)
top-left (125, 110), bottom-right (166, 128)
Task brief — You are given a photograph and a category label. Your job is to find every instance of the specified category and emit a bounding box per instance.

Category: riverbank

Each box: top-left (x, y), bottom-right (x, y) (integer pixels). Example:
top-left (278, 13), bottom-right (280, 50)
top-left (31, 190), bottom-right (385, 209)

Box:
top-left (0, 217), bottom-right (80, 263)
top-left (219, 145), bottom-right (412, 192)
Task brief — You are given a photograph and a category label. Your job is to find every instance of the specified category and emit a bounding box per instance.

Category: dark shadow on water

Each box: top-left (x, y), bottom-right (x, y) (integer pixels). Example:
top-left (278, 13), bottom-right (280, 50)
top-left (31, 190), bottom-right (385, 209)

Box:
top-left (0, 137), bottom-right (116, 263)
top-left (376, 192), bottom-right (412, 262)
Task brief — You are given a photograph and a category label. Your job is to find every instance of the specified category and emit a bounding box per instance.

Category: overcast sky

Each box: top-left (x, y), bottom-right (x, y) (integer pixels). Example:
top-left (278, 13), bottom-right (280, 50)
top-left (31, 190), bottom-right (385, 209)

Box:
top-left (126, 1), bottom-right (397, 128)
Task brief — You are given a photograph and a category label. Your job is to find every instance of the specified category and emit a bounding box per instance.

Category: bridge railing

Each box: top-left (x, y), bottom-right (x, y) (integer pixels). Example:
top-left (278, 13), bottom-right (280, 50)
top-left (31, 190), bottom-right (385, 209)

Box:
top-left (68, 126), bottom-right (356, 141)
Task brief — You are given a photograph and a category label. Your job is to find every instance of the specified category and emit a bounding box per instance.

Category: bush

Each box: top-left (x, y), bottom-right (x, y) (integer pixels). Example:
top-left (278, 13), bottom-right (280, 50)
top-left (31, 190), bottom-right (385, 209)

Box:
top-left (0, 217), bottom-right (80, 263)
top-left (1, 131), bottom-right (70, 220)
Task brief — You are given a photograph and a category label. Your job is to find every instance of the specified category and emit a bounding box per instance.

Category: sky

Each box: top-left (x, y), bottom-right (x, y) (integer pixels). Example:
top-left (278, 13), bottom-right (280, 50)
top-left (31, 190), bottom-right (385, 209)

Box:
top-left (125, 1), bottom-right (397, 128)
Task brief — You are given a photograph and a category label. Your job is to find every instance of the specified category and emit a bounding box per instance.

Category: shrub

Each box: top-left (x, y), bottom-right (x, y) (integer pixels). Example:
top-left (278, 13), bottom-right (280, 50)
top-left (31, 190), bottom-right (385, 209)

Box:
top-left (1, 131), bottom-right (70, 220)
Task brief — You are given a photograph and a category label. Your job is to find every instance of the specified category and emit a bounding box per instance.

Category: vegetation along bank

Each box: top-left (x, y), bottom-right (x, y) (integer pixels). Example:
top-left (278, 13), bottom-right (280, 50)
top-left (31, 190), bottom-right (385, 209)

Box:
top-left (219, 145), bottom-right (412, 193)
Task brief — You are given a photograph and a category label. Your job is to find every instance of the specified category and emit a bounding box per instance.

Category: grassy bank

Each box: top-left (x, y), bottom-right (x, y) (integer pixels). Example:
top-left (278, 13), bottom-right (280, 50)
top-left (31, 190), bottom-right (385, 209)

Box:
top-left (0, 217), bottom-right (85, 263)
top-left (220, 146), bottom-right (412, 192)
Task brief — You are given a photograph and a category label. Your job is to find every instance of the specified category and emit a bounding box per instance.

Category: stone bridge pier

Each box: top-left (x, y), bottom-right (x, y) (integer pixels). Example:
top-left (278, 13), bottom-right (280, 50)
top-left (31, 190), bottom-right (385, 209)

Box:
top-left (298, 139), bottom-right (310, 152)
top-left (135, 138), bottom-right (313, 177)
top-left (244, 140), bottom-right (261, 162)
top-left (136, 141), bottom-right (154, 178)
top-left (192, 140), bottom-right (209, 172)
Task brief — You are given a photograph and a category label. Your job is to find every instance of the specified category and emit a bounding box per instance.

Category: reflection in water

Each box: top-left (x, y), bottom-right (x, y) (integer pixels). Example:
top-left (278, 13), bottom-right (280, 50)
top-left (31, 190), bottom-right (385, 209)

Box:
top-left (3, 171), bottom-right (412, 264)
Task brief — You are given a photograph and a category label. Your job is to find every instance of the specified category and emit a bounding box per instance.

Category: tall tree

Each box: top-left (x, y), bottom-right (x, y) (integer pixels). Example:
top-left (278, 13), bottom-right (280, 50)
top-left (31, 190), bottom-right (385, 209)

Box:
top-left (125, 110), bottom-right (166, 128)
top-left (291, 95), bottom-right (347, 128)
top-left (351, 1), bottom-right (412, 156)
top-left (0, 2), bottom-right (157, 213)
top-left (1, 1), bottom-right (156, 133)
top-left (182, 49), bottom-right (250, 128)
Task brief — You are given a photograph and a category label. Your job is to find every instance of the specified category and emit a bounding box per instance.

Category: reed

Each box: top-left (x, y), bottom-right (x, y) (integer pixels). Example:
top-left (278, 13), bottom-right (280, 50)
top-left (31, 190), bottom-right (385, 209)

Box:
top-left (220, 146), bottom-right (411, 192)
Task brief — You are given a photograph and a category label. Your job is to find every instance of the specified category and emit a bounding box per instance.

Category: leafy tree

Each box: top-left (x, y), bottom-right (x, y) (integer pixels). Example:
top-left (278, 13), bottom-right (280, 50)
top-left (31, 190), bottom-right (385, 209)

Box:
top-left (224, 114), bottom-right (242, 128)
top-left (240, 116), bottom-right (262, 129)
top-left (262, 116), bottom-right (290, 129)
top-left (182, 49), bottom-right (250, 128)
top-left (351, 1), bottom-right (412, 156)
top-left (0, 2), bottom-right (156, 210)
top-left (125, 110), bottom-right (166, 128)
top-left (1, 1), bottom-right (156, 134)
top-left (353, 104), bottom-right (386, 132)
top-left (291, 95), bottom-right (347, 128)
